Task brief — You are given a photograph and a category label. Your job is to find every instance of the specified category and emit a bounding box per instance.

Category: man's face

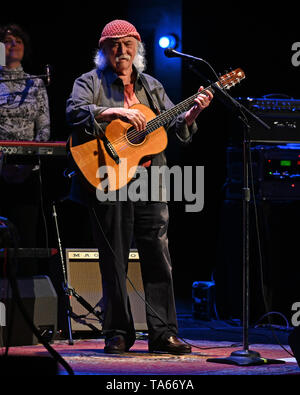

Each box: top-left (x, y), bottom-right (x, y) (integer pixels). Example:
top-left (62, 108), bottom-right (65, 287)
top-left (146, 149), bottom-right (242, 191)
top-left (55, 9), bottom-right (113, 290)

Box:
top-left (103, 37), bottom-right (138, 75)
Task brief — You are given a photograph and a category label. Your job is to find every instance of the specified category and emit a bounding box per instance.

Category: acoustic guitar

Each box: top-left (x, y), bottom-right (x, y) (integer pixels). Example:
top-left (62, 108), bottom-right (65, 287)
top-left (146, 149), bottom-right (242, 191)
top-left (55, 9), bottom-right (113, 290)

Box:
top-left (70, 68), bottom-right (245, 191)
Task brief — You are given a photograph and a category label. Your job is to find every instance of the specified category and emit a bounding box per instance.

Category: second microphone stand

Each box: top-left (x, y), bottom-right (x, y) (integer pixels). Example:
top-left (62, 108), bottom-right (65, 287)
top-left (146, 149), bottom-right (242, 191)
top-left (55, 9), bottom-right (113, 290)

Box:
top-left (188, 62), bottom-right (284, 365)
top-left (52, 201), bottom-right (103, 345)
top-left (209, 85), bottom-right (286, 365)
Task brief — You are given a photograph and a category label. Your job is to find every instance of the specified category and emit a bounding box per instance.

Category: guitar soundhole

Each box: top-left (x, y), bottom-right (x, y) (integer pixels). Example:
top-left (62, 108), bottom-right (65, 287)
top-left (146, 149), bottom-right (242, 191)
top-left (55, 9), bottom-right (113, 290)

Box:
top-left (126, 127), bottom-right (146, 146)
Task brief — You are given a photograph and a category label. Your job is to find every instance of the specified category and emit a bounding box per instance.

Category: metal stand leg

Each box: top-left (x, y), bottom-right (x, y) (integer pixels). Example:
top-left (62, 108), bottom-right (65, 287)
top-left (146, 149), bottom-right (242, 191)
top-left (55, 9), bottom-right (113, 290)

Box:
top-left (52, 201), bottom-right (103, 344)
top-left (52, 202), bottom-right (74, 345)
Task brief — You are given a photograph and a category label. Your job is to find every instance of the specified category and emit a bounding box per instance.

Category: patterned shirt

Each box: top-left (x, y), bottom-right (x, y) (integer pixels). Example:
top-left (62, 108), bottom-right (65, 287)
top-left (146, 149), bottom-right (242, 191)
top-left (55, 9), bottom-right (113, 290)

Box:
top-left (0, 66), bottom-right (50, 141)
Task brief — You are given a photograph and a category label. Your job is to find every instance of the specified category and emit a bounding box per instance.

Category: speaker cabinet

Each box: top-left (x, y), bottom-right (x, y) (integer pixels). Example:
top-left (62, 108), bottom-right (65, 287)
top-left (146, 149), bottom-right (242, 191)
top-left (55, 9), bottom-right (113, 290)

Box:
top-left (0, 275), bottom-right (57, 346)
top-left (65, 249), bottom-right (147, 332)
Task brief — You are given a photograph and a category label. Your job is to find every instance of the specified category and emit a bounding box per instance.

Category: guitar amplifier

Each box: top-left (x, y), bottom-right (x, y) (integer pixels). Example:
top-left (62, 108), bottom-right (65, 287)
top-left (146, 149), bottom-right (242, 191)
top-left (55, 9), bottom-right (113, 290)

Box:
top-left (65, 248), bottom-right (147, 332)
top-left (234, 96), bottom-right (300, 143)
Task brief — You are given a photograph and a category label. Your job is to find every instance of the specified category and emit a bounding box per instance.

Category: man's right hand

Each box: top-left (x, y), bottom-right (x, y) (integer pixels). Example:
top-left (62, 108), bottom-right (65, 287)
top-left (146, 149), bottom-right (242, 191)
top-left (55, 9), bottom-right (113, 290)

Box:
top-left (97, 107), bottom-right (147, 131)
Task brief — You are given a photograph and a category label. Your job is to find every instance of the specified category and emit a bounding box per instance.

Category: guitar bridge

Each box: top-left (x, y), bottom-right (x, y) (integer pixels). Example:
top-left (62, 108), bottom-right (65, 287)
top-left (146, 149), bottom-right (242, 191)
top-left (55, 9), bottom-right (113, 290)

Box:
top-left (102, 136), bottom-right (120, 165)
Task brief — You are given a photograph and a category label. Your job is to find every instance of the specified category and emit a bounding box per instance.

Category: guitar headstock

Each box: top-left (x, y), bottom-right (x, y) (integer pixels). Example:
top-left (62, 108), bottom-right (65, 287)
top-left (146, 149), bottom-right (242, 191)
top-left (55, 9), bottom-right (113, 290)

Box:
top-left (217, 68), bottom-right (245, 89)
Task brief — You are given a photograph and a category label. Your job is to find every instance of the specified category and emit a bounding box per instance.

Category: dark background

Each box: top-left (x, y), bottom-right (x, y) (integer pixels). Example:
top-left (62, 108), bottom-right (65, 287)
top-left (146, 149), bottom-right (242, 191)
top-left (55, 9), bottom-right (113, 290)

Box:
top-left (2, 2), bottom-right (300, 322)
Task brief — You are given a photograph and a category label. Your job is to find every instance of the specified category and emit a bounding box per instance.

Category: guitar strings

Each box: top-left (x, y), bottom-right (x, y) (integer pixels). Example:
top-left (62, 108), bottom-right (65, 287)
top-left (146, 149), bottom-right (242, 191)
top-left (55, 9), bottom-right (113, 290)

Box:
top-left (115, 88), bottom-right (215, 152)
top-left (110, 90), bottom-right (202, 152)
top-left (116, 81), bottom-right (227, 149)
top-left (108, 87), bottom-right (209, 149)
top-left (105, 72), bottom-right (236, 153)
top-left (108, 84), bottom-right (216, 148)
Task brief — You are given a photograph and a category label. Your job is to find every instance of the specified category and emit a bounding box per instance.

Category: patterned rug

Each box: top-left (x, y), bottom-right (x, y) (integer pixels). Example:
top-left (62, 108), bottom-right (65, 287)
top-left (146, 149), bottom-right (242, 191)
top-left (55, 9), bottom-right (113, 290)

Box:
top-left (2, 338), bottom-right (300, 376)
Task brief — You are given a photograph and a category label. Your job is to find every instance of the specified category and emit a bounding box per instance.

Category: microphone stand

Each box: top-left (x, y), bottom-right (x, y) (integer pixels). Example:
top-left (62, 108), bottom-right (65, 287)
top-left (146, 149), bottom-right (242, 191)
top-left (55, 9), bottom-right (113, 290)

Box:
top-left (52, 202), bottom-right (74, 345)
top-left (0, 65), bottom-right (51, 85)
top-left (189, 64), bottom-right (284, 365)
top-left (52, 201), bottom-right (103, 345)
top-left (0, 74), bottom-right (48, 82)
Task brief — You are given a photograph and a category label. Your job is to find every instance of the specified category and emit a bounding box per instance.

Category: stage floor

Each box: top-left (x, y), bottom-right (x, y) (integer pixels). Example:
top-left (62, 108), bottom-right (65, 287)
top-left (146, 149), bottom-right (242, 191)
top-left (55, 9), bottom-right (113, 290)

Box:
top-left (1, 318), bottom-right (299, 377)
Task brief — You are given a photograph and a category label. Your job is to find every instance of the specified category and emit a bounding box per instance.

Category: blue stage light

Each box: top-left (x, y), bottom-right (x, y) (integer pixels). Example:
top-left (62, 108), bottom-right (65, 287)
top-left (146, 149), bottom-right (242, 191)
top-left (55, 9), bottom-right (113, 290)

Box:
top-left (158, 34), bottom-right (177, 49)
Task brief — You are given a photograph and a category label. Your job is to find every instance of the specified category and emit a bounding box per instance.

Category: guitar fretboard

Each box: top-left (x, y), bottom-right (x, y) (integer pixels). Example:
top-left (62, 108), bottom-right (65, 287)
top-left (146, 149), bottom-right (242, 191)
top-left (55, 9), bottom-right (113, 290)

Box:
top-left (126, 68), bottom-right (244, 143)
top-left (145, 87), bottom-right (213, 135)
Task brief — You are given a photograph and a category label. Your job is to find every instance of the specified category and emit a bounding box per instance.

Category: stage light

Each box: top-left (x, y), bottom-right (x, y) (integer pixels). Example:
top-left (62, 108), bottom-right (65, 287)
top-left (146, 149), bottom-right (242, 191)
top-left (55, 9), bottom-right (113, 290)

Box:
top-left (158, 34), bottom-right (178, 49)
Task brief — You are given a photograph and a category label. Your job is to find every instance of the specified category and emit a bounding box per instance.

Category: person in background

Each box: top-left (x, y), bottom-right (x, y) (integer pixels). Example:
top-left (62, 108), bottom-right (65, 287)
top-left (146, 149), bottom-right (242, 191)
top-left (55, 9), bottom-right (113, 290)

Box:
top-left (66, 19), bottom-right (213, 354)
top-left (0, 24), bottom-right (50, 251)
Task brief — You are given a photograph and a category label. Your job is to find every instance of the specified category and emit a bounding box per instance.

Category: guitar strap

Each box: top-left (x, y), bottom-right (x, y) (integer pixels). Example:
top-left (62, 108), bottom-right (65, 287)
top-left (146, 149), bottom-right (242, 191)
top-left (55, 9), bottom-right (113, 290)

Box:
top-left (137, 73), bottom-right (163, 167)
top-left (138, 73), bottom-right (161, 116)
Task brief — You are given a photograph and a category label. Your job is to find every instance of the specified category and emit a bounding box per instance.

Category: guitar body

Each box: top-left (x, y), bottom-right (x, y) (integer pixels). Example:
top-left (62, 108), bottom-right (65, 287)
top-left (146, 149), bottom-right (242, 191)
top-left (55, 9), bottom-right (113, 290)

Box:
top-left (70, 103), bottom-right (168, 191)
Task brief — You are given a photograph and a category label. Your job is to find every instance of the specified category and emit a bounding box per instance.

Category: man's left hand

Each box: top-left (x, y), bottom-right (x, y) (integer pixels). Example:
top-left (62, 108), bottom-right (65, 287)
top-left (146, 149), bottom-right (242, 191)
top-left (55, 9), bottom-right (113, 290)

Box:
top-left (185, 86), bottom-right (213, 126)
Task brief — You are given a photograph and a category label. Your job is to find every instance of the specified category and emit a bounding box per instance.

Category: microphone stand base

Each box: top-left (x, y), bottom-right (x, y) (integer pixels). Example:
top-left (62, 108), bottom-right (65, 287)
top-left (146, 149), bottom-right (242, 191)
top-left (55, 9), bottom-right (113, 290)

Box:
top-left (207, 349), bottom-right (285, 366)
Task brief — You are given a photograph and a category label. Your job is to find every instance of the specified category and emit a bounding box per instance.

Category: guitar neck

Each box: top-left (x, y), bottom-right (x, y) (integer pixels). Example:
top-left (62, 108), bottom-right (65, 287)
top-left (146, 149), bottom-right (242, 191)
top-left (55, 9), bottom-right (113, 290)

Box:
top-left (144, 67), bottom-right (245, 135)
top-left (145, 85), bottom-right (214, 134)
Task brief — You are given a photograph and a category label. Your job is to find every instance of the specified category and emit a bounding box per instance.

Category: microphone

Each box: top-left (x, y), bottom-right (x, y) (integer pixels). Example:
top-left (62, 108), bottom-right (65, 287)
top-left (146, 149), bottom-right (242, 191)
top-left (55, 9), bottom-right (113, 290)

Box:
top-left (164, 48), bottom-right (204, 62)
top-left (45, 64), bottom-right (51, 86)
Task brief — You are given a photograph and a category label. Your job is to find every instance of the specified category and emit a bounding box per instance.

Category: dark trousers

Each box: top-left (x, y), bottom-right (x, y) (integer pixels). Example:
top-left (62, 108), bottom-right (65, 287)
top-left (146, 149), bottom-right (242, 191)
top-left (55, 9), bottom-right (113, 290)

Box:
top-left (88, 201), bottom-right (178, 346)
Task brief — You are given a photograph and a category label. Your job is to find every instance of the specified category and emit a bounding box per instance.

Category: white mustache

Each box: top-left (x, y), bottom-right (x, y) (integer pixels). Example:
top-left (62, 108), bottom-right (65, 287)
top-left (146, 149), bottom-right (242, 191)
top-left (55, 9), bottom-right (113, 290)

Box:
top-left (116, 55), bottom-right (131, 62)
